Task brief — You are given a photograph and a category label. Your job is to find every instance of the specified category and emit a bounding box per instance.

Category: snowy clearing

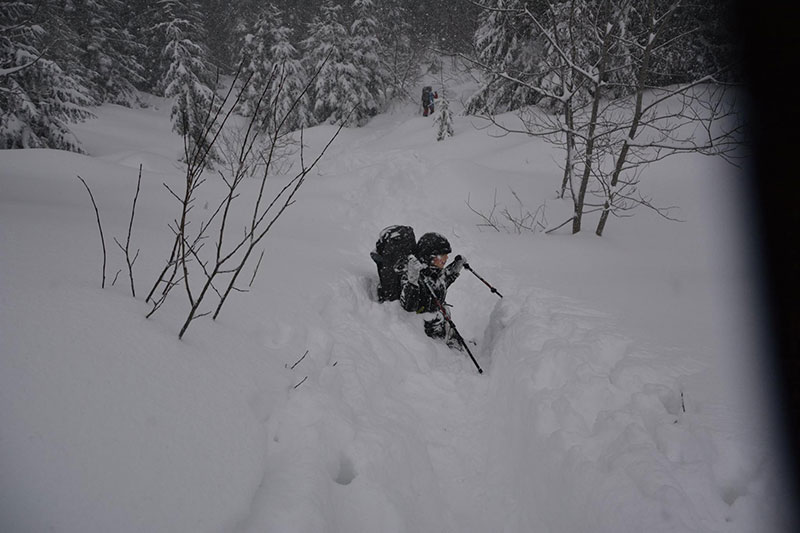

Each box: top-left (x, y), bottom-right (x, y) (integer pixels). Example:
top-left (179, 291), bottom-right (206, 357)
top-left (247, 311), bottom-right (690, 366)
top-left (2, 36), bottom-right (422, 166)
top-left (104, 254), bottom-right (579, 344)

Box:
top-left (0, 79), bottom-right (792, 532)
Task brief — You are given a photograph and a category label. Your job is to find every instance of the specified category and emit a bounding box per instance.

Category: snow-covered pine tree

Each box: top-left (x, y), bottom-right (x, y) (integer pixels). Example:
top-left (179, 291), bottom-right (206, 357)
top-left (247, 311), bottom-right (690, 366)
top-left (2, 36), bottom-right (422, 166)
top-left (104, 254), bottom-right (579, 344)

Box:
top-left (302, 0), bottom-right (352, 125)
top-left (434, 94), bottom-right (454, 141)
top-left (200, 0), bottom-right (244, 72)
top-left (465, 0), bottom-right (542, 114)
top-left (237, 5), bottom-right (279, 123)
top-left (66, 0), bottom-right (144, 105)
top-left (468, 0), bottom-right (725, 115)
top-left (625, 0), bottom-right (739, 85)
top-left (152, 0), bottom-right (219, 160)
top-left (124, 0), bottom-right (162, 92)
top-left (375, 0), bottom-right (417, 102)
top-left (225, 0), bottom-right (263, 72)
top-left (347, 0), bottom-right (388, 125)
top-left (0, 0), bottom-right (94, 151)
top-left (238, 6), bottom-right (312, 133)
top-left (269, 24), bottom-right (313, 132)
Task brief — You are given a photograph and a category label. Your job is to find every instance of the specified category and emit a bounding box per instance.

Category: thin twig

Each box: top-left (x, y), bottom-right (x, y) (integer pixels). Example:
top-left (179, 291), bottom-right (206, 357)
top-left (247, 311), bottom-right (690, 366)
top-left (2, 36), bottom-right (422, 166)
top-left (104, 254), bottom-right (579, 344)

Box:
top-left (249, 249), bottom-right (265, 287)
top-left (121, 165), bottom-right (142, 297)
top-left (466, 191), bottom-right (503, 232)
top-left (289, 350), bottom-right (309, 370)
top-left (77, 175), bottom-right (106, 288)
top-left (546, 216), bottom-right (576, 234)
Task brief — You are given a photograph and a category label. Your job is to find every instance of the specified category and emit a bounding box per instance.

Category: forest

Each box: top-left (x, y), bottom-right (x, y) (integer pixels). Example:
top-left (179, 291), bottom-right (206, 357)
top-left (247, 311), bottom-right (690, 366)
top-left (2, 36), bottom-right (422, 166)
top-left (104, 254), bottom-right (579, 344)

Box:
top-left (2, 0), bottom-right (737, 153)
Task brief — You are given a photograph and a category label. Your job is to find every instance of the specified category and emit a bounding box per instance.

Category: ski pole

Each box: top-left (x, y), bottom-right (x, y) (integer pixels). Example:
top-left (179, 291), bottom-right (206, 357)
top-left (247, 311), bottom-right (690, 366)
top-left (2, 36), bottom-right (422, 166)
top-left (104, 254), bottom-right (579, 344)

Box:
top-left (463, 262), bottom-right (503, 298)
top-left (422, 280), bottom-right (483, 374)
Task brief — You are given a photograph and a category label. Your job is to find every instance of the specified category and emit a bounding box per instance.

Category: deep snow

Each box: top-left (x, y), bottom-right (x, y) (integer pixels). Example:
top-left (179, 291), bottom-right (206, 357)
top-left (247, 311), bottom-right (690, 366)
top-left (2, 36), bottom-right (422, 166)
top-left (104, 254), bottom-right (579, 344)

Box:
top-left (0, 73), bottom-right (793, 532)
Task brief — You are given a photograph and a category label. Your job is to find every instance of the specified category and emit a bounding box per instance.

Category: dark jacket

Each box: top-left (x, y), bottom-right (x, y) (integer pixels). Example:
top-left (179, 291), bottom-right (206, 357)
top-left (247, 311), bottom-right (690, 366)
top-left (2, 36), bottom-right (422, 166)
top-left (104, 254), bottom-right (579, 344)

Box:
top-left (422, 88), bottom-right (435, 108)
top-left (399, 258), bottom-right (461, 315)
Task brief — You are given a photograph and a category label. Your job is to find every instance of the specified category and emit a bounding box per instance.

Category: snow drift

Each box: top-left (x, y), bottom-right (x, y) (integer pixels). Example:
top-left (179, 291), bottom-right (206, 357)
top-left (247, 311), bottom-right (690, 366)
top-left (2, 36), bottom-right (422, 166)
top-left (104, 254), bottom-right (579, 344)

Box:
top-left (0, 79), bottom-right (792, 532)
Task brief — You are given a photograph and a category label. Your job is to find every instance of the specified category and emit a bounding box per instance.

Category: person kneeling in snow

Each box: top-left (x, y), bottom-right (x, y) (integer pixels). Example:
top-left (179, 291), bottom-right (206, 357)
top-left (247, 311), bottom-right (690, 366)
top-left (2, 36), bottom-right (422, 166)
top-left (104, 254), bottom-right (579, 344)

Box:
top-left (399, 232), bottom-right (466, 349)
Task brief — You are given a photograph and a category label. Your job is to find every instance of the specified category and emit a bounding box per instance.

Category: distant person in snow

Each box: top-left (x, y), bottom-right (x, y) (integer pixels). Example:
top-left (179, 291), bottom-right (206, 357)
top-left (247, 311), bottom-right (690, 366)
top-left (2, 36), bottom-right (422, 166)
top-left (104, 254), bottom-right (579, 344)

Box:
top-left (399, 232), bottom-right (466, 348)
top-left (421, 86), bottom-right (437, 116)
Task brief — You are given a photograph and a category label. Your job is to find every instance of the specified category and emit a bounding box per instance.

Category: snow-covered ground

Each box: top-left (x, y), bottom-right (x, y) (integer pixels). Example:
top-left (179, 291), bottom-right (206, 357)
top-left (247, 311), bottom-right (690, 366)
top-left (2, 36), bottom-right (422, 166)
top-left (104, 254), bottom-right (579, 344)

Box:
top-left (0, 73), bottom-right (793, 532)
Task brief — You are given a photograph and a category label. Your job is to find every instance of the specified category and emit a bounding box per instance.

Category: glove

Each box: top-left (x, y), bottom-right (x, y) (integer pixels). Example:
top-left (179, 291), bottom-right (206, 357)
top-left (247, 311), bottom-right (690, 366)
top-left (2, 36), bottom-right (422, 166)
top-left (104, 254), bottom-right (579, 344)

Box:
top-left (452, 255), bottom-right (468, 273)
top-left (406, 255), bottom-right (424, 285)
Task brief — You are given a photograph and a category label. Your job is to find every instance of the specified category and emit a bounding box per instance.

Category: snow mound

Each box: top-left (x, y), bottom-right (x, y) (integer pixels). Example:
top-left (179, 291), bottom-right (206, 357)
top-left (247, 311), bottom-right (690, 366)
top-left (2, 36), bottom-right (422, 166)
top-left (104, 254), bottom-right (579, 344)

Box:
top-left (0, 73), bottom-right (791, 532)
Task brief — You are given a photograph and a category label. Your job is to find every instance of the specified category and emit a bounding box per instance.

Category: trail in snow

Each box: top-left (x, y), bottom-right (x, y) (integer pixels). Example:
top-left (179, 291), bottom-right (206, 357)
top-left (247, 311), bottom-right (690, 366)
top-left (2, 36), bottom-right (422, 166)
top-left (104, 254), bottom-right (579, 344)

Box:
top-left (2, 80), bottom-right (784, 532)
top-left (245, 270), bottom-right (767, 532)
top-left (233, 106), bottom-right (783, 532)
top-left (233, 116), bottom-right (499, 532)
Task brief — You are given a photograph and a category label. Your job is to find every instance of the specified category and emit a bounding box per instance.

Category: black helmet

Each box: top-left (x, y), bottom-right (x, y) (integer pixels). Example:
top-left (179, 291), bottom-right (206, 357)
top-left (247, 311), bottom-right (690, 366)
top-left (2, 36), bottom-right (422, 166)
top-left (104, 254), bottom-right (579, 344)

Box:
top-left (416, 232), bottom-right (451, 262)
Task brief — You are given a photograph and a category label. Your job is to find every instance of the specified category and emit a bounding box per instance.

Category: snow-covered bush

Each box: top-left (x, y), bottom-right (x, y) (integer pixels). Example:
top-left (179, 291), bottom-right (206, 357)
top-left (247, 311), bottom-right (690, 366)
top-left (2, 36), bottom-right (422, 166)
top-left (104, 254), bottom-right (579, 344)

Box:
top-left (434, 95), bottom-right (454, 141)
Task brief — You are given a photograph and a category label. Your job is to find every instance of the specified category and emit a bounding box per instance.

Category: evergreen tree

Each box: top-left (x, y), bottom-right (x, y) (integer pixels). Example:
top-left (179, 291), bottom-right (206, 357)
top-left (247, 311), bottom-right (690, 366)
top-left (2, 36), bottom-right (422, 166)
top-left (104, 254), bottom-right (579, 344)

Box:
top-left (467, 0), bottom-right (739, 116)
top-left (376, 0), bottom-right (417, 101)
top-left (68, 0), bottom-right (144, 105)
top-left (200, 0), bottom-right (235, 70)
top-left (226, 0), bottom-right (262, 70)
top-left (1, 0), bottom-right (94, 151)
top-left (276, 0), bottom-right (325, 26)
top-left (465, 0), bottom-right (541, 114)
top-left (644, 0), bottom-right (740, 85)
top-left (269, 24), bottom-right (313, 132)
top-left (348, 0), bottom-right (388, 125)
top-left (152, 0), bottom-right (219, 157)
top-left (200, 0), bottom-right (269, 72)
top-left (237, 5), bottom-right (279, 122)
top-left (124, 0), bottom-right (161, 92)
top-left (302, 0), bottom-right (353, 124)
top-left (42, 0), bottom-right (89, 95)
top-left (238, 5), bottom-right (312, 133)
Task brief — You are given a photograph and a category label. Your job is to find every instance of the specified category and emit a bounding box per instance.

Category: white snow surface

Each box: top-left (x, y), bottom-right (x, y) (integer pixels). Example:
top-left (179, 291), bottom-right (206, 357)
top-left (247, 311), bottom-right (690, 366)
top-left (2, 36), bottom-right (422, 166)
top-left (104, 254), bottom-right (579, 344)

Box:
top-left (0, 77), bottom-right (793, 532)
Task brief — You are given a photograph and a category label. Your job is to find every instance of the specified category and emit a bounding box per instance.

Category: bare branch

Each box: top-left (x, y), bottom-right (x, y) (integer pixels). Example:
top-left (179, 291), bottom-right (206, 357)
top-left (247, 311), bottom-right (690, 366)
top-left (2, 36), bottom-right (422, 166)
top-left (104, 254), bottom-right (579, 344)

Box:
top-left (119, 165), bottom-right (143, 297)
top-left (249, 250), bottom-right (265, 287)
top-left (289, 350), bottom-right (309, 370)
top-left (77, 175), bottom-right (106, 288)
top-left (546, 216), bottom-right (576, 234)
top-left (466, 190), bottom-right (503, 232)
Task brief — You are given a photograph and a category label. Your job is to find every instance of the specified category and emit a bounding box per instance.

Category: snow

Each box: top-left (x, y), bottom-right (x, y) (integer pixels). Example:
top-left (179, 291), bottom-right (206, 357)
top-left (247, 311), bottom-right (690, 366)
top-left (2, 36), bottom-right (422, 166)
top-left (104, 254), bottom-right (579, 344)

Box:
top-left (0, 76), bottom-right (794, 532)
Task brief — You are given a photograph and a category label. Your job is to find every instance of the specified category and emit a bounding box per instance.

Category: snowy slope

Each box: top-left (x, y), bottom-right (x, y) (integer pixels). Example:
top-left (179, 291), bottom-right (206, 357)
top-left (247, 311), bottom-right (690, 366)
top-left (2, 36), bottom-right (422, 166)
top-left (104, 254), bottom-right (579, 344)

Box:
top-left (0, 77), bottom-right (792, 532)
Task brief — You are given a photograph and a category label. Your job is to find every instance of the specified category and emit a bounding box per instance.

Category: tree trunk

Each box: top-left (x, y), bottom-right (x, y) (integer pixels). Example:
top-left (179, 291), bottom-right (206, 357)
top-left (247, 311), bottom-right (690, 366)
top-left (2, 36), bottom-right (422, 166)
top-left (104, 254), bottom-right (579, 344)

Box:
top-left (595, 0), bottom-right (664, 236)
top-left (572, 4), bottom-right (615, 234)
top-left (560, 102), bottom-right (575, 199)
top-left (595, 199), bottom-right (612, 236)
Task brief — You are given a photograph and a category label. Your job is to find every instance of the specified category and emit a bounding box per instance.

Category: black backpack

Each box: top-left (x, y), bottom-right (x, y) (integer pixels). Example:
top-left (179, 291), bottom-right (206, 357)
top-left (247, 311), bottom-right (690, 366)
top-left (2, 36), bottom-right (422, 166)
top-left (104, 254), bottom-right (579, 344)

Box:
top-left (422, 86), bottom-right (432, 103)
top-left (370, 225), bottom-right (416, 302)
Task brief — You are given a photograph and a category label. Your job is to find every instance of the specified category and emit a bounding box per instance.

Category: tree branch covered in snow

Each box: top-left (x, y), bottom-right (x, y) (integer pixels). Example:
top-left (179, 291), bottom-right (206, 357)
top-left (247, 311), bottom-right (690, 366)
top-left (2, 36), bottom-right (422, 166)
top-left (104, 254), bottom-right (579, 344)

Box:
top-left (465, 0), bottom-right (745, 236)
